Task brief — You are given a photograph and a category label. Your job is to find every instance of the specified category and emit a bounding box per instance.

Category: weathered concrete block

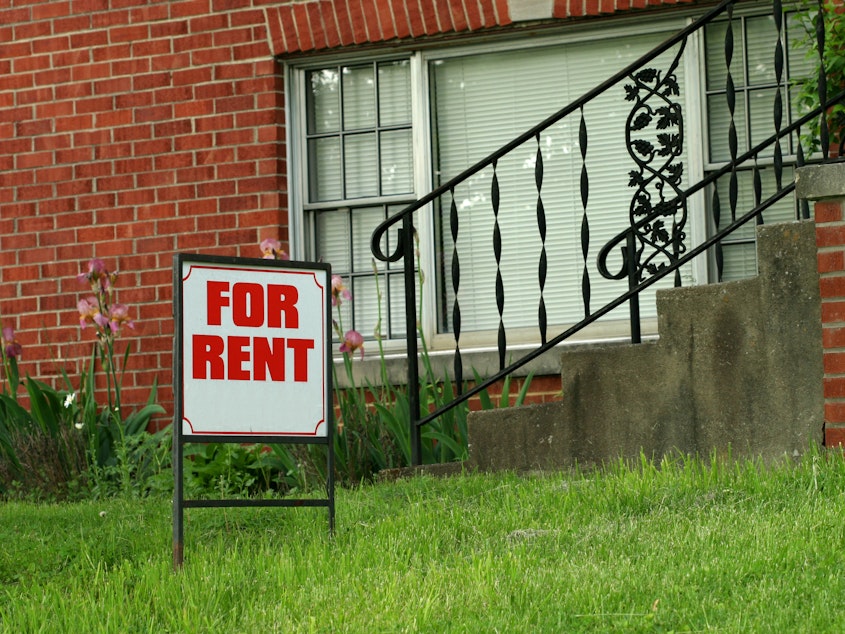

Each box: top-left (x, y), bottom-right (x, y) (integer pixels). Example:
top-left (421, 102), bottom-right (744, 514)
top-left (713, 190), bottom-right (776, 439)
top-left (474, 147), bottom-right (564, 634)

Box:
top-left (468, 220), bottom-right (824, 472)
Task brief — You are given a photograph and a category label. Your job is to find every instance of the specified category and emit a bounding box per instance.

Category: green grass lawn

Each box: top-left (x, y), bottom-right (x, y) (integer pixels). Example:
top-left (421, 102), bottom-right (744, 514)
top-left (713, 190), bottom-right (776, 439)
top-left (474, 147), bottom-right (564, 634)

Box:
top-left (2, 451), bottom-right (845, 633)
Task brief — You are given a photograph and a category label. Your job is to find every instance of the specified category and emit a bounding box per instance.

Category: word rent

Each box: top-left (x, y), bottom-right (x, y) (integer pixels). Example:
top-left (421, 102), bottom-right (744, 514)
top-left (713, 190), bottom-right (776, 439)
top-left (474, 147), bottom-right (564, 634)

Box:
top-left (192, 281), bottom-right (315, 382)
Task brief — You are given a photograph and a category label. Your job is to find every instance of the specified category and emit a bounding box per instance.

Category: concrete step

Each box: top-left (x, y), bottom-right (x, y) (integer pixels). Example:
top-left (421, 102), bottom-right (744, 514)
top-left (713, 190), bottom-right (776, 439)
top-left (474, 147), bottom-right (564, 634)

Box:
top-left (466, 220), bottom-right (824, 472)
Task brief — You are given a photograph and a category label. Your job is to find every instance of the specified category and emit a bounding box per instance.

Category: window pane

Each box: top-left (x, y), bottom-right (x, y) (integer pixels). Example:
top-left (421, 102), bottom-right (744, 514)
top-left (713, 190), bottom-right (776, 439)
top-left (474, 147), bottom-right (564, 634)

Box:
top-left (705, 21), bottom-right (745, 91)
top-left (380, 129), bottom-right (414, 195)
top-left (708, 92), bottom-right (747, 162)
top-left (352, 275), bottom-right (385, 341)
top-left (308, 68), bottom-right (340, 134)
top-left (388, 272), bottom-right (414, 339)
top-left (746, 15), bottom-right (779, 86)
top-left (315, 209), bottom-right (351, 272)
top-left (309, 137), bottom-right (342, 201)
top-left (720, 242), bottom-right (758, 281)
top-left (748, 87), bottom-right (778, 154)
top-left (343, 64), bottom-right (376, 129)
top-left (351, 207), bottom-right (386, 271)
top-left (379, 60), bottom-right (412, 126)
top-left (344, 133), bottom-right (379, 198)
top-left (712, 167), bottom-right (797, 242)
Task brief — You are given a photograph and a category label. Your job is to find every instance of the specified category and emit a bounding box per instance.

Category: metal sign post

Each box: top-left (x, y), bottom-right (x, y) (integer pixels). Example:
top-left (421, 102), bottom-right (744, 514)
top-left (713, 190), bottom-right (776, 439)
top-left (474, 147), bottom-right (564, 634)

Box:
top-left (172, 253), bottom-right (334, 569)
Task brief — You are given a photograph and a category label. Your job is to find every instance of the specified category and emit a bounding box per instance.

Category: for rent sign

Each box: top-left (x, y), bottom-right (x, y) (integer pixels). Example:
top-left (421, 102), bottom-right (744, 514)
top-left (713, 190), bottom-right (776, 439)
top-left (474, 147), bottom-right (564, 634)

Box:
top-left (175, 254), bottom-right (331, 437)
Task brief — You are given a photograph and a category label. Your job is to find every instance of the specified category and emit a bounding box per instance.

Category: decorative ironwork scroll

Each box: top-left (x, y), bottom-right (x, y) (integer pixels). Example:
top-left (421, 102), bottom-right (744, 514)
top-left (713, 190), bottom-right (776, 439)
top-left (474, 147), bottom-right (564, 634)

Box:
top-left (624, 45), bottom-right (688, 286)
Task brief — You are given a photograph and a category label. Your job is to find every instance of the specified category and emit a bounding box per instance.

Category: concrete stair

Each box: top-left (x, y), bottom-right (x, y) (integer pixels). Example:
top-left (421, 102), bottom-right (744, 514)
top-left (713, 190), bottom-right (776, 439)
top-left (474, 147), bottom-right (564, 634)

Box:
top-left (466, 220), bottom-right (824, 471)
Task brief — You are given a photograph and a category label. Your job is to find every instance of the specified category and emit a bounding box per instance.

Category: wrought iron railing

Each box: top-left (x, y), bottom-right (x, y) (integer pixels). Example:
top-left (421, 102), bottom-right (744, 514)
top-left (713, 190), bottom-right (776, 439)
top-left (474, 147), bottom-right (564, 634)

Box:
top-left (371, 0), bottom-right (845, 465)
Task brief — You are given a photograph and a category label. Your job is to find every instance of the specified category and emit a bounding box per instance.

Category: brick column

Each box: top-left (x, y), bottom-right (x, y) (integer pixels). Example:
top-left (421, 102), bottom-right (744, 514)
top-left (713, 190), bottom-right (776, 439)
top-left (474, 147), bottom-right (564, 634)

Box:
top-left (797, 163), bottom-right (845, 446)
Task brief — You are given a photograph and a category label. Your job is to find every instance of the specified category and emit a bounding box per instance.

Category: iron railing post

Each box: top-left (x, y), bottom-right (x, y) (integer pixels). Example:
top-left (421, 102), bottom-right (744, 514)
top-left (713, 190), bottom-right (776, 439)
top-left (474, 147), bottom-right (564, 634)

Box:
top-left (402, 214), bottom-right (421, 465)
top-left (626, 231), bottom-right (642, 344)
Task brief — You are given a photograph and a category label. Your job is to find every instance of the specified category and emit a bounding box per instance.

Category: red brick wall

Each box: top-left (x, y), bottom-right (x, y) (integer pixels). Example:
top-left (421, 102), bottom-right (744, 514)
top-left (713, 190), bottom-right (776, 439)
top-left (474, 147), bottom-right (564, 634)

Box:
top-left (0, 0), bottom-right (689, 423)
top-left (815, 198), bottom-right (845, 447)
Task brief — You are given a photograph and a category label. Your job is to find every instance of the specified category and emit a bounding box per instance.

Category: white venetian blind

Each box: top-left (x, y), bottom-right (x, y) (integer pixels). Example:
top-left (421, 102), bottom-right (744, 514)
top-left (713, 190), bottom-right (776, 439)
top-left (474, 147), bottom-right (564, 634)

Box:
top-left (431, 32), bottom-right (688, 334)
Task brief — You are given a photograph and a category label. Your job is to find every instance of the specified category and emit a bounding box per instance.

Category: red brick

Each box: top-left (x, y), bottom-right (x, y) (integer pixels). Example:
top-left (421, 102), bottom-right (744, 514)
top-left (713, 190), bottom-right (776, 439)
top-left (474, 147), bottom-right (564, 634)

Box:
top-left (818, 250), bottom-right (845, 273)
top-left (0, 7), bottom-right (31, 26)
top-left (16, 86), bottom-right (54, 106)
top-left (277, 5), bottom-right (298, 52)
top-left (191, 46), bottom-right (233, 65)
top-left (822, 301), bottom-right (845, 324)
top-left (173, 66), bottom-right (212, 87)
top-left (816, 224), bottom-right (845, 248)
top-left (820, 276), bottom-right (845, 300)
top-left (16, 151), bottom-right (54, 170)
top-left (16, 119), bottom-right (53, 136)
top-left (463, 0), bottom-right (483, 30)
top-left (568, 0), bottom-right (585, 17)
top-left (823, 326), bottom-right (845, 348)
top-left (824, 350), bottom-right (845, 374)
top-left (825, 377), bottom-right (845, 398)
top-left (306, 1), bottom-right (329, 50)
top-left (825, 424), bottom-right (845, 446)
top-left (212, 25), bottom-right (254, 48)
top-left (292, 2), bottom-right (314, 50)
top-left (170, 0), bottom-right (212, 19)
top-left (35, 165), bottom-right (74, 184)
top-left (14, 21), bottom-right (52, 41)
top-left (432, 0), bottom-right (454, 32)
top-left (495, 0), bottom-right (510, 23)
top-left (826, 400), bottom-right (845, 425)
top-left (190, 13), bottom-right (229, 33)
top-left (814, 201), bottom-right (844, 223)
top-left (92, 43), bottom-right (131, 63)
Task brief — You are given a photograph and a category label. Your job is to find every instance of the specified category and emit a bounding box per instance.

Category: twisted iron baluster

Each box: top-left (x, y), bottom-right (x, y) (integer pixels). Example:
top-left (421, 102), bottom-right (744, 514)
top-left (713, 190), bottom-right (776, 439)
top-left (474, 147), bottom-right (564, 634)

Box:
top-left (773, 0), bottom-right (784, 192)
top-left (535, 134), bottom-right (548, 345)
top-left (726, 5), bottom-right (739, 224)
top-left (712, 185), bottom-right (724, 281)
top-left (796, 128), bottom-right (811, 219)
top-left (816, 0), bottom-right (829, 159)
top-left (491, 159), bottom-right (506, 371)
top-left (753, 160), bottom-right (763, 225)
top-left (579, 107), bottom-right (590, 318)
top-left (449, 188), bottom-right (462, 395)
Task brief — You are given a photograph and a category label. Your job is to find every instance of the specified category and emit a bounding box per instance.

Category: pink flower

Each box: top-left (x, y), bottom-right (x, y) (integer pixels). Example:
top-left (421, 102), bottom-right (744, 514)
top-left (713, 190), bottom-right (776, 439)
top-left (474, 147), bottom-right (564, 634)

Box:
top-left (2, 326), bottom-right (22, 359)
top-left (339, 329), bottom-right (364, 360)
top-left (106, 304), bottom-right (134, 333)
top-left (260, 238), bottom-right (289, 260)
top-left (331, 275), bottom-right (352, 307)
top-left (77, 258), bottom-right (115, 292)
top-left (77, 297), bottom-right (102, 330)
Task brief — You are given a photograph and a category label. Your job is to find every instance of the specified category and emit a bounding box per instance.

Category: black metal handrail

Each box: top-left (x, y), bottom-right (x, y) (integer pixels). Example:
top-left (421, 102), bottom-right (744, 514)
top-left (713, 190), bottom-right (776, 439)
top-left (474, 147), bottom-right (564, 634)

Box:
top-left (371, 0), bottom-right (843, 465)
top-left (417, 96), bottom-right (845, 429)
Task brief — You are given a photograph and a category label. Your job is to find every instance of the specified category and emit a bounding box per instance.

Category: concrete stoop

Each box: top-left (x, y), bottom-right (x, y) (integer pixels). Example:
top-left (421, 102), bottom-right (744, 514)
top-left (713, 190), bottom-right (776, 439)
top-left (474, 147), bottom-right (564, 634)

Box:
top-left (466, 220), bottom-right (825, 472)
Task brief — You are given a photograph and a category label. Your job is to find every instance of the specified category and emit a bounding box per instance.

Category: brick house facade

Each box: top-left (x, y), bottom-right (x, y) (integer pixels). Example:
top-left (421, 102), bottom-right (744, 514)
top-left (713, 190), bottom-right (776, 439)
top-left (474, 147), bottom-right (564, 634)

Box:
top-left (3, 0), bottom-right (841, 445)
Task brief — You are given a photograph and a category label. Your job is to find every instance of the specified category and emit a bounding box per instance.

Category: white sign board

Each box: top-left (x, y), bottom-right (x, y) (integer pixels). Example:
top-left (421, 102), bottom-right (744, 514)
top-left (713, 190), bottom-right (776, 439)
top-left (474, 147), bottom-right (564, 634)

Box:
top-left (177, 256), bottom-right (329, 437)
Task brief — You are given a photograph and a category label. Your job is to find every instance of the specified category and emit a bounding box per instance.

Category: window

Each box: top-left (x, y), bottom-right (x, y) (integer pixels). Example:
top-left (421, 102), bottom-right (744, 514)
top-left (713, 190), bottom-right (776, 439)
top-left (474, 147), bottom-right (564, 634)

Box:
top-left (301, 60), bottom-right (417, 340)
top-left (429, 33), bottom-right (690, 335)
top-left (704, 11), bottom-right (814, 280)
top-left (292, 11), bottom-right (800, 351)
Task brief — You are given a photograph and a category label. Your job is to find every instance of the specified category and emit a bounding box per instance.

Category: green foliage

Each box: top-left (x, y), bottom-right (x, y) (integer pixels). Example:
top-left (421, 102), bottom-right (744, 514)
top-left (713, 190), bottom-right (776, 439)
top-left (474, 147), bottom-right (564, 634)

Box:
top-left (321, 260), bottom-right (533, 487)
top-left (793, 0), bottom-right (845, 154)
top-left (183, 442), bottom-right (303, 499)
top-left (0, 259), bottom-right (168, 500)
top-left (0, 378), bottom-right (86, 498)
